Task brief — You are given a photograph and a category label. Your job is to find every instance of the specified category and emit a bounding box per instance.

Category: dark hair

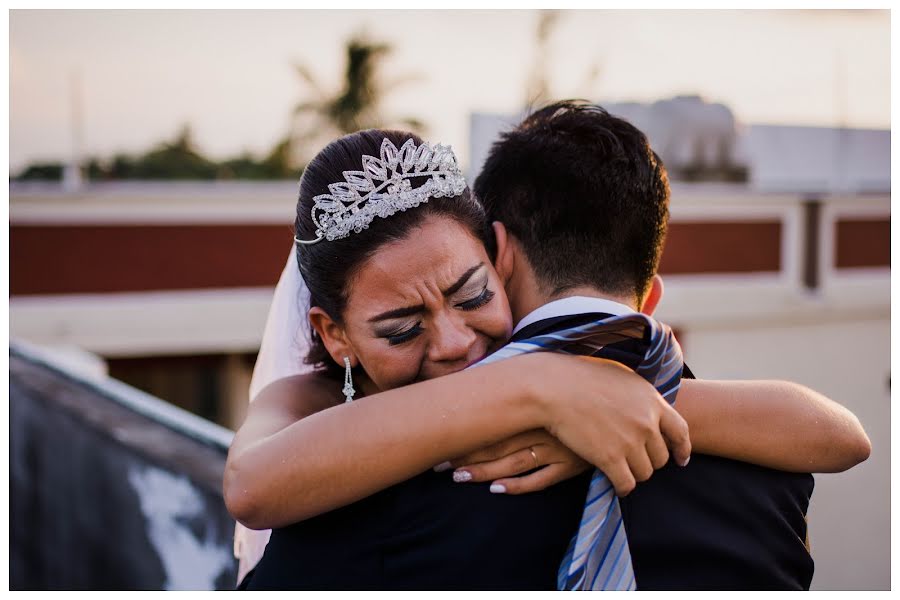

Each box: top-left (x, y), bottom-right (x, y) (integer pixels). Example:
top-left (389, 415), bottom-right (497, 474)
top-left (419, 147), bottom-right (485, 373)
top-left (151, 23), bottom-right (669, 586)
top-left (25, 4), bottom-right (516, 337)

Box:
top-left (295, 129), bottom-right (493, 378)
top-left (473, 100), bottom-right (670, 302)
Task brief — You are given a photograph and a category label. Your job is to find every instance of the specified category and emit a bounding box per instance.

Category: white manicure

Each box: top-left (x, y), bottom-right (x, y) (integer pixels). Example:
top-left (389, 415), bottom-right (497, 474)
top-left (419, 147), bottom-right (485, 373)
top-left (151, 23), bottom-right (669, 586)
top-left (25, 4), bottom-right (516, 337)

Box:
top-left (490, 484), bottom-right (507, 494)
top-left (453, 470), bottom-right (473, 483)
top-left (433, 461), bottom-right (453, 473)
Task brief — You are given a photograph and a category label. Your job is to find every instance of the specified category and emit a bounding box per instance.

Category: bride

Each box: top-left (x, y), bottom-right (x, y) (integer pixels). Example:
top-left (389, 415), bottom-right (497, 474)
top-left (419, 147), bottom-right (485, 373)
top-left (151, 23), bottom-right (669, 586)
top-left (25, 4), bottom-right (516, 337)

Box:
top-left (225, 126), bottom-right (869, 589)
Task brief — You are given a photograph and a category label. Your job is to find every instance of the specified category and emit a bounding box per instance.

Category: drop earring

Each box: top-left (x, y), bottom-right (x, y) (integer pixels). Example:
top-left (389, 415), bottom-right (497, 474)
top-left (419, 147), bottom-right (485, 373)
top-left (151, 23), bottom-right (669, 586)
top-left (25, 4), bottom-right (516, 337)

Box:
top-left (342, 356), bottom-right (356, 403)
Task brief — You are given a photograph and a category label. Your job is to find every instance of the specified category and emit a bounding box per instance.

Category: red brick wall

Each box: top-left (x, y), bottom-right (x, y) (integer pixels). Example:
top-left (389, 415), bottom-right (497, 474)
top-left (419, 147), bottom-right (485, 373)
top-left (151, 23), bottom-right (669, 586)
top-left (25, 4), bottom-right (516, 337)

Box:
top-left (11, 220), bottom-right (790, 296)
top-left (11, 224), bottom-right (294, 295)
top-left (659, 221), bottom-right (781, 274)
top-left (834, 219), bottom-right (890, 269)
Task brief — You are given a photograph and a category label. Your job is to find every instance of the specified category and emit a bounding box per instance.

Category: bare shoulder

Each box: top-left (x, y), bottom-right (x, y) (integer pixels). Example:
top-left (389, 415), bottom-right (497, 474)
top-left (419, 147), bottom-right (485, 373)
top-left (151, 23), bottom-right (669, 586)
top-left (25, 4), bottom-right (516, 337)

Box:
top-left (254, 371), bottom-right (344, 420)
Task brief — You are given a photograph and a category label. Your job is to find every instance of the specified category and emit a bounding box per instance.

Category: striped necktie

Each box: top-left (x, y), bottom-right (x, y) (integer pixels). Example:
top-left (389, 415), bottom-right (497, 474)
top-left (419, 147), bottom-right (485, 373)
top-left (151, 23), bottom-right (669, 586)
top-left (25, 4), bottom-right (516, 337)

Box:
top-left (472, 311), bottom-right (684, 591)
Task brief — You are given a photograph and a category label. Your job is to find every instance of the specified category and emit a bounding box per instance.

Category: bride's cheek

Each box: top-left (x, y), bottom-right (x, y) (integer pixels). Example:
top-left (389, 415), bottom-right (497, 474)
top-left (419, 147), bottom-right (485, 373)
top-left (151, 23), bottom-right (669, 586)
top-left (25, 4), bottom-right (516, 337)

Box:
top-left (486, 306), bottom-right (513, 340)
top-left (383, 347), bottom-right (421, 386)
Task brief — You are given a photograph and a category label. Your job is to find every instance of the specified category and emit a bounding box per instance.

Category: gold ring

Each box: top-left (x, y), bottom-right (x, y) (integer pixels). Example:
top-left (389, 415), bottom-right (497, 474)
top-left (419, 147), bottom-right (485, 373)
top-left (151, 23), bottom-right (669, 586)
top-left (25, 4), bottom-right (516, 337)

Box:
top-left (528, 446), bottom-right (539, 469)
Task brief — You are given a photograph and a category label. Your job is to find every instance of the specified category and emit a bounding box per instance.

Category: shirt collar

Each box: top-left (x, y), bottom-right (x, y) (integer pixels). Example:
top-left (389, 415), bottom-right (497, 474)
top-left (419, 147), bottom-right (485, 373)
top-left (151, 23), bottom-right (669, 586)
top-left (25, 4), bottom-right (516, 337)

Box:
top-left (512, 296), bottom-right (639, 336)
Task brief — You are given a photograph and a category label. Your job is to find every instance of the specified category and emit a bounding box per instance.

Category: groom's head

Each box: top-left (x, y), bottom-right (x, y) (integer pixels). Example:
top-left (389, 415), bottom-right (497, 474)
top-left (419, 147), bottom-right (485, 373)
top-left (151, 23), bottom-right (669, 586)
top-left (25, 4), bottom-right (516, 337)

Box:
top-left (474, 100), bottom-right (670, 307)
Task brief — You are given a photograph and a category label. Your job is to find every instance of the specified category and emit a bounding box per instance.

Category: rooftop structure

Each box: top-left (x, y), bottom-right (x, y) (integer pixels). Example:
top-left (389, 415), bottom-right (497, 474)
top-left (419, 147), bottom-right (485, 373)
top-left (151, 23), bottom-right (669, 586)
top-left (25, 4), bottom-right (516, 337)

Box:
top-left (10, 342), bottom-right (237, 590)
top-left (469, 96), bottom-right (890, 194)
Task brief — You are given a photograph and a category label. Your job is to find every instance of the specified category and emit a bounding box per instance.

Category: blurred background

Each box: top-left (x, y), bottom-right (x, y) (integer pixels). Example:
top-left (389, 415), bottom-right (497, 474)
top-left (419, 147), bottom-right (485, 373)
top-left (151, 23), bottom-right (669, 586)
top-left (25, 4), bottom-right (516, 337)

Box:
top-left (9, 8), bottom-right (890, 591)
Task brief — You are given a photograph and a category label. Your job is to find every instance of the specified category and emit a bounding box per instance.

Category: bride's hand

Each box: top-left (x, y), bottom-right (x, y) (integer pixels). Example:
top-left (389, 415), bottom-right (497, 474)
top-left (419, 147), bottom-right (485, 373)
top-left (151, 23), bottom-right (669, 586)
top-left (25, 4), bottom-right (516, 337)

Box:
top-left (440, 428), bottom-right (591, 494)
top-left (521, 353), bottom-right (691, 496)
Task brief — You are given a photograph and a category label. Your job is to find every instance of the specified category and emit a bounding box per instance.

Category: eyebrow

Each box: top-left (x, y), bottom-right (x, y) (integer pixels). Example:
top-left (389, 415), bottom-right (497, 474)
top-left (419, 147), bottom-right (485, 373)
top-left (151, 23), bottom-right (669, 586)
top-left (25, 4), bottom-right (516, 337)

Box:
top-left (368, 263), bottom-right (485, 323)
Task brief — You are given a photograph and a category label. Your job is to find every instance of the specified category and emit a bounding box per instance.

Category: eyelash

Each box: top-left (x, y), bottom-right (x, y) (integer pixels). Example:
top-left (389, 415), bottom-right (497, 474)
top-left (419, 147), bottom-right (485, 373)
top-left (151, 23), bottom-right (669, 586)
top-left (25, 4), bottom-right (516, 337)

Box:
top-left (384, 287), bottom-right (496, 346)
top-left (386, 324), bottom-right (423, 346)
top-left (458, 287), bottom-right (495, 311)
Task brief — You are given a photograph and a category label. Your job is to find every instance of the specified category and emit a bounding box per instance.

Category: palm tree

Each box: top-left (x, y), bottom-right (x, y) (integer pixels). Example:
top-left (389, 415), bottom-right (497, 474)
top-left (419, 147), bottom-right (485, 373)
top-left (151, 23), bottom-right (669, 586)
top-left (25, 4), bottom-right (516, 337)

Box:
top-left (287, 33), bottom-right (425, 167)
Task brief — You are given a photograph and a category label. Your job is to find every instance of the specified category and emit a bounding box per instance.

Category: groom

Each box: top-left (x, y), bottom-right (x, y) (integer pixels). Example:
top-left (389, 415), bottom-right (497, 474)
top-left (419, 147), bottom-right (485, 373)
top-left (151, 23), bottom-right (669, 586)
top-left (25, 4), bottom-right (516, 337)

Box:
top-left (472, 100), bottom-right (814, 590)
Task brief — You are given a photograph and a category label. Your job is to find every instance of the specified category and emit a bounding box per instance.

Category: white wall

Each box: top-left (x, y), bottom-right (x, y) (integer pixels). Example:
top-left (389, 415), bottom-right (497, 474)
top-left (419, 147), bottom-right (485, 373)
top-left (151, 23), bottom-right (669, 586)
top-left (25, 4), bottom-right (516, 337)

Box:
top-left (10, 288), bottom-right (275, 358)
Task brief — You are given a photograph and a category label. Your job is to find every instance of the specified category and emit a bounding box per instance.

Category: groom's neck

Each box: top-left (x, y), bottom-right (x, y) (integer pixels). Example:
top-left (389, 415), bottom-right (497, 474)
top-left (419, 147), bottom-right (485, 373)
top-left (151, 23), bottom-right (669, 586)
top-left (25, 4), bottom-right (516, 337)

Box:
top-left (507, 266), bottom-right (638, 327)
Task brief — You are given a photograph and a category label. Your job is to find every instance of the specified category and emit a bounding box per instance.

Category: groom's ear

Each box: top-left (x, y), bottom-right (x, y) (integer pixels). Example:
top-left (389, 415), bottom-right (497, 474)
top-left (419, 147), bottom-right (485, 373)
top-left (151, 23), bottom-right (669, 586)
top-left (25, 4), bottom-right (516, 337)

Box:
top-left (308, 307), bottom-right (357, 367)
top-left (639, 275), bottom-right (664, 316)
top-left (491, 221), bottom-right (514, 285)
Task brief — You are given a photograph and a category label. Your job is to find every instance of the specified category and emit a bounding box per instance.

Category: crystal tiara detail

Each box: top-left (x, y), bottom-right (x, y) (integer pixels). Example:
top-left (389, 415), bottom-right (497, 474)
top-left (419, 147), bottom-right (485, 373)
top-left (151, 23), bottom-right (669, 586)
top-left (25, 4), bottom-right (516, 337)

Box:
top-left (294, 138), bottom-right (467, 245)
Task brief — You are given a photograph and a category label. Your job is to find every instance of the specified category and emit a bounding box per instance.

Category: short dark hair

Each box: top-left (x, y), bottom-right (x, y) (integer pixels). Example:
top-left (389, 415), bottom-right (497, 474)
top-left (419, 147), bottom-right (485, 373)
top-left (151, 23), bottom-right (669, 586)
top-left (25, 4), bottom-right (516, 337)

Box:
top-left (473, 100), bottom-right (670, 302)
top-left (295, 129), bottom-right (492, 378)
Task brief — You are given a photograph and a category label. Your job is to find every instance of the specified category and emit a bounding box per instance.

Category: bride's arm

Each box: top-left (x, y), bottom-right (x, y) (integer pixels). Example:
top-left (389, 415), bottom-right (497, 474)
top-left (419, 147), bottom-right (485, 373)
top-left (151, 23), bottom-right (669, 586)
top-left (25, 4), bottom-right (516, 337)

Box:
top-left (447, 379), bottom-right (870, 495)
top-left (223, 353), bottom-right (690, 530)
top-left (676, 379), bottom-right (870, 472)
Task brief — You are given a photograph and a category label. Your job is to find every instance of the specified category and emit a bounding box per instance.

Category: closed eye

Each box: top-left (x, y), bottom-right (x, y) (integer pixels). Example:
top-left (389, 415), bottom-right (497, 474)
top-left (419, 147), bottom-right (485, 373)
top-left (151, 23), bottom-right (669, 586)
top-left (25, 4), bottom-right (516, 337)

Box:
top-left (456, 287), bottom-right (495, 311)
top-left (385, 322), bottom-right (423, 346)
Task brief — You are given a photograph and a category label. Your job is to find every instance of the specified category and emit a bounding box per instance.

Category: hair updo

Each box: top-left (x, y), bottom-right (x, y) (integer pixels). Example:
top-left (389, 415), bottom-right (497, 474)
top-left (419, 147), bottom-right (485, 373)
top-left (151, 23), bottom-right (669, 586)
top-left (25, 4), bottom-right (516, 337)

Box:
top-left (295, 129), bottom-right (494, 378)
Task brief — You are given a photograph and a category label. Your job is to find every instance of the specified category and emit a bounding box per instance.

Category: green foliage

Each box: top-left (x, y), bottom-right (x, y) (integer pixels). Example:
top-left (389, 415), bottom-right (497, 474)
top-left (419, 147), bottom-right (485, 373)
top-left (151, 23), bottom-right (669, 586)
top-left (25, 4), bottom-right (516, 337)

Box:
top-left (14, 125), bottom-right (298, 182)
top-left (86, 158), bottom-right (105, 180)
top-left (129, 125), bottom-right (218, 179)
top-left (108, 154), bottom-right (138, 179)
top-left (16, 163), bottom-right (64, 181)
top-left (258, 136), bottom-right (296, 178)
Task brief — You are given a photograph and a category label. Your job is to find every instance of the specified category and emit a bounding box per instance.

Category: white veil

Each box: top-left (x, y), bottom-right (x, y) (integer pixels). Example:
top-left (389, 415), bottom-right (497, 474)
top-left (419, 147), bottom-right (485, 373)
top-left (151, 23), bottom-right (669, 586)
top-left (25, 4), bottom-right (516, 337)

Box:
top-left (234, 246), bottom-right (313, 584)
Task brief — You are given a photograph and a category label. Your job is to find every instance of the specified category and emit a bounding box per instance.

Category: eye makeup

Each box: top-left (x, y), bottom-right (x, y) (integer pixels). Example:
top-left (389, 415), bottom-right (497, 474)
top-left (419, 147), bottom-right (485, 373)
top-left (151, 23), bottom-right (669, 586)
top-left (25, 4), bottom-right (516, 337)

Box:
top-left (450, 267), bottom-right (495, 311)
top-left (383, 322), bottom-right (423, 346)
top-left (457, 287), bottom-right (496, 311)
top-left (369, 263), bottom-right (496, 346)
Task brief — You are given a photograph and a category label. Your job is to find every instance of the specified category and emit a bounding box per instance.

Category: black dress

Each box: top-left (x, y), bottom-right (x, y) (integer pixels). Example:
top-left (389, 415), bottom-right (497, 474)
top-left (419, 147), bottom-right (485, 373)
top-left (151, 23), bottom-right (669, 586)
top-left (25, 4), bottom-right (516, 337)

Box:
top-left (244, 467), bottom-right (593, 590)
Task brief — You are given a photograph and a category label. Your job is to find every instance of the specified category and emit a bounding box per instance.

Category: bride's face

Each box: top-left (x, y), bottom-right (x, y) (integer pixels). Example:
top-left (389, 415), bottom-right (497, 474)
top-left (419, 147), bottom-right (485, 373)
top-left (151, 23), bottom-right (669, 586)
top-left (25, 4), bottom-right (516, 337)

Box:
top-left (339, 214), bottom-right (513, 392)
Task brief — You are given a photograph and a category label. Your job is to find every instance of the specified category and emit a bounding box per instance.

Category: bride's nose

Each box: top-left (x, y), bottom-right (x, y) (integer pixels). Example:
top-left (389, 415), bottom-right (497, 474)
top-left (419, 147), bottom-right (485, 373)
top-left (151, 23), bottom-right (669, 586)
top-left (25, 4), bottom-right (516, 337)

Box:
top-left (427, 311), bottom-right (477, 364)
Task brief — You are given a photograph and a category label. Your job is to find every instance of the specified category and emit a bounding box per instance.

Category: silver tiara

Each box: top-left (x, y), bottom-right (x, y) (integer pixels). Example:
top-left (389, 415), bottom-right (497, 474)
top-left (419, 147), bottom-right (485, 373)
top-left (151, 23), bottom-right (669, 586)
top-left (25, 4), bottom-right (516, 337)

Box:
top-left (294, 138), bottom-right (467, 245)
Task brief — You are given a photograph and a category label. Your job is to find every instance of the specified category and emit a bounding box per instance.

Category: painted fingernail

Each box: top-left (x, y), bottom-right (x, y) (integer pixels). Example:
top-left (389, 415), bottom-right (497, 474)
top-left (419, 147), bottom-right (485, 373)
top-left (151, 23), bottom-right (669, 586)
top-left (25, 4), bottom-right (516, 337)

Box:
top-left (679, 455), bottom-right (691, 467)
top-left (453, 470), bottom-right (473, 483)
top-left (433, 461), bottom-right (453, 473)
top-left (490, 484), bottom-right (507, 494)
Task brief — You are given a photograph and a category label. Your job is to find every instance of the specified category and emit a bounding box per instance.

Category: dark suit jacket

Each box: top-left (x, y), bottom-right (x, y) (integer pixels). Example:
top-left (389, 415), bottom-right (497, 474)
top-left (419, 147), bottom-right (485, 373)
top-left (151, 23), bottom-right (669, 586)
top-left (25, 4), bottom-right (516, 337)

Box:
top-left (512, 312), bottom-right (815, 590)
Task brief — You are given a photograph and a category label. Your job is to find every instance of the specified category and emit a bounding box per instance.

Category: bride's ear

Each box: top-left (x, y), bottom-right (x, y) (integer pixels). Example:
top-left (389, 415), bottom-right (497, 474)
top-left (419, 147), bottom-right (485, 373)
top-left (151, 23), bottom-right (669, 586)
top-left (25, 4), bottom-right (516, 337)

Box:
top-left (308, 306), bottom-right (357, 367)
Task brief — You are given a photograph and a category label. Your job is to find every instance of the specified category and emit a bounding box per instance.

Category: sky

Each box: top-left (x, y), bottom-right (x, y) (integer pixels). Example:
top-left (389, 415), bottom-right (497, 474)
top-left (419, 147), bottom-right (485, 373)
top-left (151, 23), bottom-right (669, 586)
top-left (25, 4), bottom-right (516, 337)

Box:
top-left (9, 9), bottom-right (891, 173)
